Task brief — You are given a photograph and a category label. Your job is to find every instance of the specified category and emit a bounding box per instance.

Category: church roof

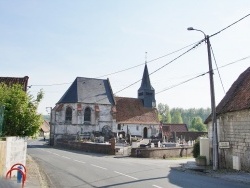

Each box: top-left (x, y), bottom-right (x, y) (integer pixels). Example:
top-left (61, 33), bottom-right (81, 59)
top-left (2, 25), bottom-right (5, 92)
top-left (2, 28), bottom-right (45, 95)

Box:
top-left (57, 77), bottom-right (115, 105)
top-left (138, 64), bottom-right (154, 91)
top-left (205, 67), bottom-right (250, 123)
top-left (0, 76), bottom-right (29, 92)
top-left (115, 97), bottom-right (159, 124)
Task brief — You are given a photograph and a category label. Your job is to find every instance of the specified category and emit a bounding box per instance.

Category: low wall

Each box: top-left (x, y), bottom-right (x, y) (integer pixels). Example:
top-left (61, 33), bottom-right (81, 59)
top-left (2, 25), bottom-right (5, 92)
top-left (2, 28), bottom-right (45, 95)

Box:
top-left (131, 146), bottom-right (193, 158)
top-left (55, 139), bottom-right (115, 155)
top-left (0, 137), bottom-right (27, 177)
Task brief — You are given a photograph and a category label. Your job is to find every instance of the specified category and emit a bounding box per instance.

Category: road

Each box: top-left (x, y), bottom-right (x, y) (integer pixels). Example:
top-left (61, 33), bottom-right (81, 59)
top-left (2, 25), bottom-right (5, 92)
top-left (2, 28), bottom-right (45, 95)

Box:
top-left (27, 139), bottom-right (249, 188)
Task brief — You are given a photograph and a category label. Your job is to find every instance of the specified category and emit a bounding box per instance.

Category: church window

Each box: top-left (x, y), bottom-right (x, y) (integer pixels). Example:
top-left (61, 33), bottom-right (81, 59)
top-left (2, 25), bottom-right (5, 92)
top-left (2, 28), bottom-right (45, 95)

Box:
top-left (65, 107), bottom-right (72, 124)
top-left (84, 107), bottom-right (91, 124)
top-left (117, 124), bottom-right (121, 130)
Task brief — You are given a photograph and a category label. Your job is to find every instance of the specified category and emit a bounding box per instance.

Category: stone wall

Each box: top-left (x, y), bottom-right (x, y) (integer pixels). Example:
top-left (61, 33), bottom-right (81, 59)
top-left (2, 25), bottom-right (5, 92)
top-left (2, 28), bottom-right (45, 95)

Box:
top-left (55, 139), bottom-right (115, 155)
top-left (208, 109), bottom-right (250, 171)
top-left (131, 146), bottom-right (193, 158)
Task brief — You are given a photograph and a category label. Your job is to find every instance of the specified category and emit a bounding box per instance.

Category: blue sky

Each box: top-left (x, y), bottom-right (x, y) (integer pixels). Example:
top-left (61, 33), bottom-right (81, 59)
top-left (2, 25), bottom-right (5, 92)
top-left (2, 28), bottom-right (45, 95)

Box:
top-left (0, 1), bottom-right (249, 114)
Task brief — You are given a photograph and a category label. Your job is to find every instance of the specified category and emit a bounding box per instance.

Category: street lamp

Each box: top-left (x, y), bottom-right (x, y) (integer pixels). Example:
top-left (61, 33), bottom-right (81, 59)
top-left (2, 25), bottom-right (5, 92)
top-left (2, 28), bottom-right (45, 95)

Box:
top-left (187, 27), bottom-right (218, 170)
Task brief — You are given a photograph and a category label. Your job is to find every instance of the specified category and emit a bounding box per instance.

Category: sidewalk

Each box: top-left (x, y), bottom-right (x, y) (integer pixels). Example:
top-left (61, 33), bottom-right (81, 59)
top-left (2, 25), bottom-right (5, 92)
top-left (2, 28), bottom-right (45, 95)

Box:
top-left (1, 155), bottom-right (48, 188)
top-left (175, 160), bottom-right (250, 185)
top-left (25, 154), bottom-right (49, 188)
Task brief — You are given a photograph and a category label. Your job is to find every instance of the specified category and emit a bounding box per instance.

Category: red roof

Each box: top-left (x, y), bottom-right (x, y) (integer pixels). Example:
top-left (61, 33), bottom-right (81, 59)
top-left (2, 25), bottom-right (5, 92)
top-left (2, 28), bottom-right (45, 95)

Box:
top-left (205, 67), bottom-right (250, 123)
top-left (40, 120), bottom-right (50, 132)
top-left (115, 97), bottom-right (159, 125)
top-left (162, 124), bottom-right (188, 132)
top-left (0, 76), bottom-right (29, 92)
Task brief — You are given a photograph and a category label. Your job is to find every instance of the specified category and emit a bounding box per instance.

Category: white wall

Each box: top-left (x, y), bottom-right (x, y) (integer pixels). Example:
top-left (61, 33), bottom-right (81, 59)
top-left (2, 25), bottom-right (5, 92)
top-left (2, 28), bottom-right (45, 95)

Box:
top-left (1, 137), bottom-right (27, 177)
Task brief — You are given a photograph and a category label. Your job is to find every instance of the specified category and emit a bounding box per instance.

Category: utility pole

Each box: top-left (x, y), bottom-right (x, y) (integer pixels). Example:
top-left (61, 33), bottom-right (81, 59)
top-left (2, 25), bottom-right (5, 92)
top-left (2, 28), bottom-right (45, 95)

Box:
top-left (206, 35), bottom-right (218, 170)
top-left (187, 27), bottom-right (219, 170)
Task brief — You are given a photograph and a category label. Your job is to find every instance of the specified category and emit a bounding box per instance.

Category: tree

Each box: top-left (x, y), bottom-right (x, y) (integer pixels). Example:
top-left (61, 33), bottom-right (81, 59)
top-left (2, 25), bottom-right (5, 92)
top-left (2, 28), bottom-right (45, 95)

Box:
top-left (189, 117), bottom-right (207, 132)
top-left (157, 103), bottom-right (171, 123)
top-left (0, 83), bottom-right (44, 136)
top-left (171, 111), bottom-right (183, 124)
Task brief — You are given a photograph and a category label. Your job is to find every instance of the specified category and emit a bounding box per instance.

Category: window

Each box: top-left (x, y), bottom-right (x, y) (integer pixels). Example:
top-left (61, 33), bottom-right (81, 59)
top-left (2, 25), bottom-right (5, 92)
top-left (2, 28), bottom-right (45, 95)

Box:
top-left (84, 107), bottom-right (91, 123)
top-left (136, 125), bottom-right (139, 131)
top-left (117, 124), bottom-right (121, 130)
top-left (65, 107), bottom-right (72, 124)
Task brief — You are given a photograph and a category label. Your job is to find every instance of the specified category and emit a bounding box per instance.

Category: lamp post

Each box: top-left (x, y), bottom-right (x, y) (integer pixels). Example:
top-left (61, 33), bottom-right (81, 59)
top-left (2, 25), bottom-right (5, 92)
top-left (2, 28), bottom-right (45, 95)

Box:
top-left (187, 27), bottom-right (218, 170)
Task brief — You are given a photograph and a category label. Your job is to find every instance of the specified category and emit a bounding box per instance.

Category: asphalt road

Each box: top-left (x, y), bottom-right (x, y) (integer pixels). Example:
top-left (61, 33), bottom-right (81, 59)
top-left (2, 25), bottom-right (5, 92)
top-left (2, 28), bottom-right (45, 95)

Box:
top-left (27, 139), bottom-right (249, 188)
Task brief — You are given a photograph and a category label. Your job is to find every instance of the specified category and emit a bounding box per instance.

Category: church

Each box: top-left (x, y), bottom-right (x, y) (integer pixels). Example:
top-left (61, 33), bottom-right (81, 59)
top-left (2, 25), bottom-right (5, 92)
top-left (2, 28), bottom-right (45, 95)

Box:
top-left (50, 64), bottom-right (160, 144)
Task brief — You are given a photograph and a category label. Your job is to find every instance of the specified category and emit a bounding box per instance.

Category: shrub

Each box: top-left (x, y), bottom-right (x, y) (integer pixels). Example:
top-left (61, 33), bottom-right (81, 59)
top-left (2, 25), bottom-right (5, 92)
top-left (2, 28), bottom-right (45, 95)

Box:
top-left (192, 140), bottom-right (200, 158)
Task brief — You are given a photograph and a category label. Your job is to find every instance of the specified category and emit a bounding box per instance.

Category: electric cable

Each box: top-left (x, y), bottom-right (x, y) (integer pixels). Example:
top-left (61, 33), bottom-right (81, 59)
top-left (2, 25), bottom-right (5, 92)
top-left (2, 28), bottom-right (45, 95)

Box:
top-left (210, 43), bottom-right (226, 94)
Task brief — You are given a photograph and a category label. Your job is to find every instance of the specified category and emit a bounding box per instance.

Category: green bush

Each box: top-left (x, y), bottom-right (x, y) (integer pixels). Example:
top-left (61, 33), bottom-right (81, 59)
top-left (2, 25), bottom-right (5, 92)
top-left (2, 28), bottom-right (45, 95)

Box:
top-left (192, 140), bottom-right (200, 158)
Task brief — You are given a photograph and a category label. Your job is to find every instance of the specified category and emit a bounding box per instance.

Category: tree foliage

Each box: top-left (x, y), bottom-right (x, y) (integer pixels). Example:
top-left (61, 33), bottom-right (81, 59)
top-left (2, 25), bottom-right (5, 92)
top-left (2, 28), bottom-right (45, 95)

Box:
top-left (0, 83), bottom-right (44, 136)
top-left (189, 117), bottom-right (207, 132)
top-left (157, 103), bottom-right (210, 132)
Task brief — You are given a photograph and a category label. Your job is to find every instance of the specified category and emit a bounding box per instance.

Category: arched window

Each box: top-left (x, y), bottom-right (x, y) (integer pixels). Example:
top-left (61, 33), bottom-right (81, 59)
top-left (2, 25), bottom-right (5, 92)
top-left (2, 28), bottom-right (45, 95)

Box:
top-left (65, 107), bottom-right (72, 124)
top-left (84, 107), bottom-right (91, 124)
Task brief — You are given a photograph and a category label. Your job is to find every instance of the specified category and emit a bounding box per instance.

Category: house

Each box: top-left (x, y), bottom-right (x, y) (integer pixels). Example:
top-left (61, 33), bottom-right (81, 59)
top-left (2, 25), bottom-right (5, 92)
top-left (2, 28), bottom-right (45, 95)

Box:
top-left (205, 67), bottom-right (250, 171)
top-left (39, 120), bottom-right (50, 138)
top-left (0, 76), bottom-right (29, 92)
top-left (50, 63), bottom-right (160, 145)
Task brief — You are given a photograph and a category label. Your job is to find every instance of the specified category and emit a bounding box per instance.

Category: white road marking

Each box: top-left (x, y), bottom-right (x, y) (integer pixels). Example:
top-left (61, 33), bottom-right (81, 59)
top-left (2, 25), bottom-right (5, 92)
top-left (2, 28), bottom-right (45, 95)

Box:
top-left (114, 171), bottom-right (138, 180)
top-left (74, 160), bottom-right (86, 164)
top-left (152, 185), bottom-right (163, 188)
top-left (62, 156), bottom-right (70, 159)
top-left (91, 164), bottom-right (107, 170)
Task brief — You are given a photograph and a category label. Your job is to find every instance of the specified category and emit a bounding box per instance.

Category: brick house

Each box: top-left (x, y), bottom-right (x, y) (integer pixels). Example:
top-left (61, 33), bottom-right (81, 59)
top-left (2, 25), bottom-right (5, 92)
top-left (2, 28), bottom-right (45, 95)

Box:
top-left (205, 67), bottom-right (250, 171)
top-left (50, 64), bottom-right (159, 144)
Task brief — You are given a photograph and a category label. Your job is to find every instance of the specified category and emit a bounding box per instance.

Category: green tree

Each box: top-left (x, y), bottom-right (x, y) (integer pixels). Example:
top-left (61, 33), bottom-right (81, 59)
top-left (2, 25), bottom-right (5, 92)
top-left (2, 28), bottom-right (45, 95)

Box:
top-left (157, 103), bottom-right (171, 123)
top-left (0, 83), bottom-right (44, 136)
top-left (189, 117), bottom-right (207, 132)
top-left (171, 111), bottom-right (183, 124)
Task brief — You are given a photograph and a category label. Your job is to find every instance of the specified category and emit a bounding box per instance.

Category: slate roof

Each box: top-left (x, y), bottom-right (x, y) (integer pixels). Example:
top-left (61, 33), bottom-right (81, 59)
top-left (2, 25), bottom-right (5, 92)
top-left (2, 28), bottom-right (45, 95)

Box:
top-left (205, 67), bottom-right (250, 123)
top-left (0, 76), bottom-right (29, 92)
top-left (57, 77), bottom-right (115, 105)
top-left (115, 97), bottom-right (159, 124)
top-left (138, 64), bottom-right (154, 91)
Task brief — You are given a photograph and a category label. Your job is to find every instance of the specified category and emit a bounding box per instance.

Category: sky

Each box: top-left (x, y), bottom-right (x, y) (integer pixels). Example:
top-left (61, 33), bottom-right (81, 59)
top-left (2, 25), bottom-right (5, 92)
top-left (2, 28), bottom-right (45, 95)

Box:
top-left (0, 1), bottom-right (249, 115)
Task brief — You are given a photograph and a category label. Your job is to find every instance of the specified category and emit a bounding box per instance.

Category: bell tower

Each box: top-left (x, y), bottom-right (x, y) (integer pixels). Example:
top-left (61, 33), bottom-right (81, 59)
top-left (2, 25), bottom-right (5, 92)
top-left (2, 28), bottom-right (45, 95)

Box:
top-left (138, 55), bottom-right (156, 108)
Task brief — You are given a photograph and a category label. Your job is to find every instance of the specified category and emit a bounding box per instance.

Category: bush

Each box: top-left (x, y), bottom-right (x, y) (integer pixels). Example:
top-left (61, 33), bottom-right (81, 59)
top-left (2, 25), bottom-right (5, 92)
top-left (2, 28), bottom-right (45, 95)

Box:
top-left (192, 140), bottom-right (200, 158)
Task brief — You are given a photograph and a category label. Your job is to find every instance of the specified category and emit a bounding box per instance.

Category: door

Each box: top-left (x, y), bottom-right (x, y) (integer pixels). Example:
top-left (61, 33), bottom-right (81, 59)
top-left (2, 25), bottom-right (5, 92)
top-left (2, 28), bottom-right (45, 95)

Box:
top-left (143, 127), bottom-right (148, 138)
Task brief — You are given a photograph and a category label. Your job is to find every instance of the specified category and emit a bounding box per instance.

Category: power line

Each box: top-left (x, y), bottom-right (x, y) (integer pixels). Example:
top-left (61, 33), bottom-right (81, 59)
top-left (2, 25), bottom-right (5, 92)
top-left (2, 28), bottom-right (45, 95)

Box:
top-left (156, 71), bottom-right (209, 94)
top-left (156, 55), bottom-right (250, 95)
top-left (116, 39), bottom-right (204, 94)
top-left (95, 40), bottom-right (201, 79)
top-left (210, 43), bottom-right (226, 94)
top-left (211, 14), bottom-right (250, 37)
top-left (29, 40), bottom-right (202, 88)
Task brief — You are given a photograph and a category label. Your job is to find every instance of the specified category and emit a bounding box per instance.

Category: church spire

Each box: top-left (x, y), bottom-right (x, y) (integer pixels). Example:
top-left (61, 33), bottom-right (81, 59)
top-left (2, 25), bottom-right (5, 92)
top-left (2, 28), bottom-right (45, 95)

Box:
top-left (138, 53), bottom-right (156, 108)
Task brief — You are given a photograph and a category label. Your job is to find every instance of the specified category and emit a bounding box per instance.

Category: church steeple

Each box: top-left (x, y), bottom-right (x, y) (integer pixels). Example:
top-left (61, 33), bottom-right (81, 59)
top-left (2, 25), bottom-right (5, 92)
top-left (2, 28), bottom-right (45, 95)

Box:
top-left (138, 59), bottom-right (156, 108)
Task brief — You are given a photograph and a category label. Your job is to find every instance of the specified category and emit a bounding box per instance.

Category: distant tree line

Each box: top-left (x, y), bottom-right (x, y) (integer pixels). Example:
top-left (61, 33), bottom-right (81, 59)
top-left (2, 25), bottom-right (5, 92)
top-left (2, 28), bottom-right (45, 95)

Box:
top-left (157, 103), bottom-right (210, 132)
